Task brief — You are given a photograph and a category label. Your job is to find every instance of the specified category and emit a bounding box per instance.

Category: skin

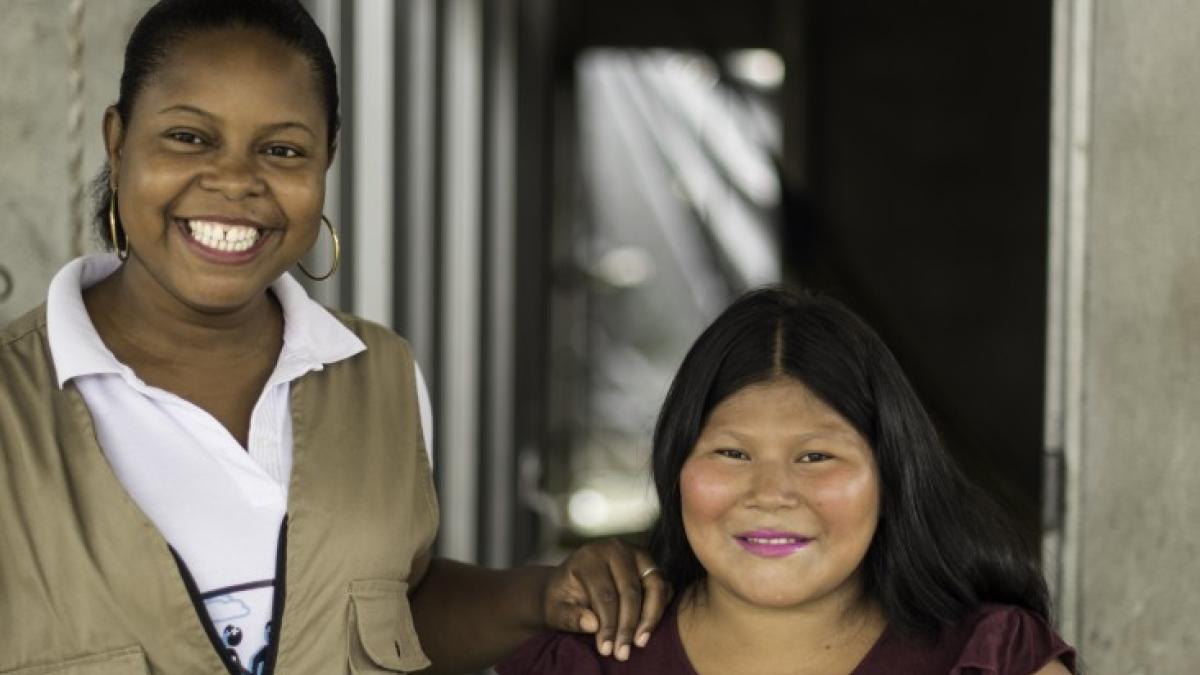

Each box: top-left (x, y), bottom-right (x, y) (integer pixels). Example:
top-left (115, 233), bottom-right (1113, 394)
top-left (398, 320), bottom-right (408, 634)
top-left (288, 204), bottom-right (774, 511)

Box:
top-left (674, 376), bottom-right (1070, 675)
top-left (677, 376), bottom-right (885, 675)
top-left (88, 28), bottom-right (325, 447)
top-left (83, 26), bottom-right (667, 671)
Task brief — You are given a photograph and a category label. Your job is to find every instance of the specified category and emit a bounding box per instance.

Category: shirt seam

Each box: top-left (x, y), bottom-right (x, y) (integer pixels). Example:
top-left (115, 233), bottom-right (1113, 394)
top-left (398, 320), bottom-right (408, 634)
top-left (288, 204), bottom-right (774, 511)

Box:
top-left (0, 313), bottom-right (47, 351)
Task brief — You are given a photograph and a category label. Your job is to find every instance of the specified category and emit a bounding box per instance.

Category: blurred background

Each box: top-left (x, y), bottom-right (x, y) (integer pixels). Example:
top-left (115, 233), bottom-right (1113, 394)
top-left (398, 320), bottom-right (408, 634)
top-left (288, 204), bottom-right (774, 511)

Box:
top-left (2, 1), bottom-right (1197, 673)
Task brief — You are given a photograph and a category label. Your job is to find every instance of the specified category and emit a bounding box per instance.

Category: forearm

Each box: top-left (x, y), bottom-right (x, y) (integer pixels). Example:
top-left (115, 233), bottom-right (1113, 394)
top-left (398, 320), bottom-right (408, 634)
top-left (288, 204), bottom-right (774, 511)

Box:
top-left (409, 557), bottom-right (551, 674)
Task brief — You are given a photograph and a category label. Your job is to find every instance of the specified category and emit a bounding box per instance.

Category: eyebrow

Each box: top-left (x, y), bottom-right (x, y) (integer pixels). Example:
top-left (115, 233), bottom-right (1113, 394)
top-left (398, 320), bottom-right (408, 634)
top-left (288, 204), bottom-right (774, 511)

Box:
top-left (157, 104), bottom-right (316, 138)
top-left (704, 426), bottom-right (859, 446)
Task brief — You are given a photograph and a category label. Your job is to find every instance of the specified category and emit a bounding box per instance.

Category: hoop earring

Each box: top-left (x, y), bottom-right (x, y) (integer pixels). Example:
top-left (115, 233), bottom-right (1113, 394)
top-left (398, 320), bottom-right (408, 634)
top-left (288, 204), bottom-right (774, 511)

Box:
top-left (108, 191), bottom-right (129, 260)
top-left (298, 215), bottom-right (341, 281)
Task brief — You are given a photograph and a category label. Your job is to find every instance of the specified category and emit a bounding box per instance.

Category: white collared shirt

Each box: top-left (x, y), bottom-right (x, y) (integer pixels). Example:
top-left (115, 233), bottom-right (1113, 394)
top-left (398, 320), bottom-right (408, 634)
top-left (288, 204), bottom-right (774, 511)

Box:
top-left (45, 254), bottom-right (433, 667)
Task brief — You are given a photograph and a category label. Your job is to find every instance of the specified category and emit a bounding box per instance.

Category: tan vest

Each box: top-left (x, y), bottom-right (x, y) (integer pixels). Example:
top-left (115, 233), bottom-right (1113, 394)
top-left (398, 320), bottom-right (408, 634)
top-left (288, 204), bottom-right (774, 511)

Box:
top-left (0, 306), bottom-right (439, 674)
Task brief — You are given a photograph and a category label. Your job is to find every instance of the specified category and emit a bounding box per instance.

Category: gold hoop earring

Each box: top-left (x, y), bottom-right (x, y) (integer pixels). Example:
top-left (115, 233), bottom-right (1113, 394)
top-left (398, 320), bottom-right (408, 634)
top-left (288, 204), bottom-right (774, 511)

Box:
top-left (298, 215), bottom-right (340, 281)
top-left (108, 191), bottom-right (129, 261)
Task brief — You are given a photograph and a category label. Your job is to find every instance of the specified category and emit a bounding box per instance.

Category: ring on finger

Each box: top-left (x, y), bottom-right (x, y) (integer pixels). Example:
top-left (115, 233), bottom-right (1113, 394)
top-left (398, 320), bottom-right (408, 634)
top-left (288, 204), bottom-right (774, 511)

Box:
top-left (639, 566), bottom-right (661, 580)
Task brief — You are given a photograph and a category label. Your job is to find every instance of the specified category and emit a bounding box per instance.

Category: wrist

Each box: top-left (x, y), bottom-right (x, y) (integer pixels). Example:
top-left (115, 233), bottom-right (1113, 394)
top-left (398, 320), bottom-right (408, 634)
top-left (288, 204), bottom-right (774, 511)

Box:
top-left (521, 564), bottom-right (556, 631)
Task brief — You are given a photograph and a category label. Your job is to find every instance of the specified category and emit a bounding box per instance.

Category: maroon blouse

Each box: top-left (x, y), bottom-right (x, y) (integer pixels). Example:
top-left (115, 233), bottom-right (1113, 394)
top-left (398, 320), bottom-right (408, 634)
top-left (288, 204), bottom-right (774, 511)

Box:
top-left (498, 602), bottom-right (1076, 675)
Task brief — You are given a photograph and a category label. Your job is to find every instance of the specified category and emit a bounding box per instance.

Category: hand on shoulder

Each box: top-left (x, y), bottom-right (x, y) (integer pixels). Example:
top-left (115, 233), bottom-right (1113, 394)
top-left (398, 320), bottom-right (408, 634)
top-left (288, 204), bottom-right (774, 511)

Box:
top-left (542, 538), bottom-right (672, 661)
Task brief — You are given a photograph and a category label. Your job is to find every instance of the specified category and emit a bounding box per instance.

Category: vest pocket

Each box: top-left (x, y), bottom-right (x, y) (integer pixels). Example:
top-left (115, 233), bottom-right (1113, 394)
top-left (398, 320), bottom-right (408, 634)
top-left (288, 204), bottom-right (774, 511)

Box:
top-left (348, 579), bottom-right (431, 673)
top-left (1, 647), bottom-right (148, 675)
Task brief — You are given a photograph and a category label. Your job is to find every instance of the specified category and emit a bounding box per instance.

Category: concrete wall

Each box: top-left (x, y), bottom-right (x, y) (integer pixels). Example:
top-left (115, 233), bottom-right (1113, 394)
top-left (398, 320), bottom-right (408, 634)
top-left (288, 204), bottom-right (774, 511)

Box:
top-left (1066, 0), bottom-right (1200, 671)
top-left (0, 0), bottom-right (152, 326)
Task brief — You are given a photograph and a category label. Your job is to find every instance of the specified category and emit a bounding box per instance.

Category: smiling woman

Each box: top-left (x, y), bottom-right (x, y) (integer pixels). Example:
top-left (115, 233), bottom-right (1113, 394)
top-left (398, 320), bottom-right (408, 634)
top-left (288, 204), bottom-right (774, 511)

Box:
top-left (0, 1), bottom-right (669, 674)
top-left (679, 378), bottom-right (881, 624)
top-left (500, 288), bottom-right (1078, 675)
top-left (95, 27), bottom-right (329, 315)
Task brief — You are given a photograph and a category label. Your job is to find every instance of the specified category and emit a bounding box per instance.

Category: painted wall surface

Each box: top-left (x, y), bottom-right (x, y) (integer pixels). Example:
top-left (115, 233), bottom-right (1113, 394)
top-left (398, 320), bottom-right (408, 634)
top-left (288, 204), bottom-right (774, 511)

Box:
top-left (0, 0), bottom-right (152, 326)
top-left (1079, 1), bottom-right (1200, 671)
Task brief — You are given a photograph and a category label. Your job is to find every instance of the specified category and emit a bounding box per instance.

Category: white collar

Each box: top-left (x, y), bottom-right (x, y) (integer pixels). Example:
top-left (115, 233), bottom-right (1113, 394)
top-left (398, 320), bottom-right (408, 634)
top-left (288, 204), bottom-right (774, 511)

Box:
top-left (46, 254), bottom-right (366, 390)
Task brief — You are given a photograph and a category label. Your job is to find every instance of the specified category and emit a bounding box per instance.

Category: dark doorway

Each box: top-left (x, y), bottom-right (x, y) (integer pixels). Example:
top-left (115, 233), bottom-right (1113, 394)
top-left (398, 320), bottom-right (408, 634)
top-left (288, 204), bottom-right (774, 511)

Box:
top-left (525, 0), bottom-right (1052, 556)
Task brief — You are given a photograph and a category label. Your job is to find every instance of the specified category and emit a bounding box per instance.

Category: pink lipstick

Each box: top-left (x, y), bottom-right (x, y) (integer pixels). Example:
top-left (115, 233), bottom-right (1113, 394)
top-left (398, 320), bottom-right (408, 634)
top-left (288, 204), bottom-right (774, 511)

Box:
top-left (734, 530), bottom-right (812, 558)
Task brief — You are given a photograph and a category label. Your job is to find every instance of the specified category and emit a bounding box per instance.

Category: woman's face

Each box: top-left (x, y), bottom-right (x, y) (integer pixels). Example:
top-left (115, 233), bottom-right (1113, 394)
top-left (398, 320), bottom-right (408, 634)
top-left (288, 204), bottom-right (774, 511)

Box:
top-left (680, 376), bottom-right (880, 611)
top-left (105, 26), bottom-right (330, 312)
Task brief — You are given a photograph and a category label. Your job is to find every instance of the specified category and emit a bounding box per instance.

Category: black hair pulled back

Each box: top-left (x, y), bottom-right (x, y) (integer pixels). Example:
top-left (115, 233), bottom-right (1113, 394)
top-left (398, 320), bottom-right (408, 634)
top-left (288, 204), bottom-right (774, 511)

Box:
top-left (93, 0), bottom-right (338, 249)
top-left (647, 287), bottom-right (1051, 639)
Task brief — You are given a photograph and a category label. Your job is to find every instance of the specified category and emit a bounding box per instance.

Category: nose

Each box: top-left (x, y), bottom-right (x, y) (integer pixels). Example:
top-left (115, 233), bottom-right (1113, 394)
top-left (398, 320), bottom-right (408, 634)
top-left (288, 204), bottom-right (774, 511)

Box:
top-left (745, 461), bottom-right (801, 510)
top-left (199, 150), bottom-right (266, 200)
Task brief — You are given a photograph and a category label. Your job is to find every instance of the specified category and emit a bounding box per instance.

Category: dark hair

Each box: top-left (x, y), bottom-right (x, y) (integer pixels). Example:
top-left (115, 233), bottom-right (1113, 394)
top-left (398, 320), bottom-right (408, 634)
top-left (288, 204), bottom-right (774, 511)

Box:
top-left (93, 0), bottom-right (338, 248)
top-left (648, 287), bottom-right (1050, 638)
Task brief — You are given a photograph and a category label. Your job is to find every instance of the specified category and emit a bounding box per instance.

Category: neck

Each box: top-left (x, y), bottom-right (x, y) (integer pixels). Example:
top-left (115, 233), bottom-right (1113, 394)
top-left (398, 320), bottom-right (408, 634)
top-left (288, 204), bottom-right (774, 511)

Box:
top-left (678, 580), bottom-right (886, 675)
top-left (83, 258), bottom-right (282, 365)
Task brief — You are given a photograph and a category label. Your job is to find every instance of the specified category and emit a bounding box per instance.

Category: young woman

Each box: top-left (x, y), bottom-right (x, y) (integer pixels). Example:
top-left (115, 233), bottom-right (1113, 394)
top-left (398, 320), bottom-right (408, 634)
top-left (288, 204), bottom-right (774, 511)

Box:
top-left (0, 1), bottom-right (667, 673)
top-left (500, 289), bottom-right (1077, 674)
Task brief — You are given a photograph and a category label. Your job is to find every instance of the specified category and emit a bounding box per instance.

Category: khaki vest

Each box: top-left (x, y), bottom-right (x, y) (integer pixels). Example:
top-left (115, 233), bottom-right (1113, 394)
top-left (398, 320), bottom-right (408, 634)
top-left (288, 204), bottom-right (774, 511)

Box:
top-left (0, 306), bottom-right (439, 674)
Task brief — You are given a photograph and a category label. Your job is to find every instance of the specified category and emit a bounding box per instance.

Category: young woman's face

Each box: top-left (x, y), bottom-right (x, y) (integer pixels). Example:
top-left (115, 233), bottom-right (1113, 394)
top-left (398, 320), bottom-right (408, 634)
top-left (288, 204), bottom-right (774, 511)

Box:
top-left (680, 376), bottom-right (880, 611)
top-left (105, 26), bottom-right (330, 312)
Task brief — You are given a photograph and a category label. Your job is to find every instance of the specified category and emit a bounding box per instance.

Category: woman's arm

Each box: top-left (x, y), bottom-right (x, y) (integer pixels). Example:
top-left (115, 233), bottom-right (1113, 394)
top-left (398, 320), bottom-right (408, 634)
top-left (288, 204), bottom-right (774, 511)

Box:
top-left (408, 540), bottom-right (670, 674)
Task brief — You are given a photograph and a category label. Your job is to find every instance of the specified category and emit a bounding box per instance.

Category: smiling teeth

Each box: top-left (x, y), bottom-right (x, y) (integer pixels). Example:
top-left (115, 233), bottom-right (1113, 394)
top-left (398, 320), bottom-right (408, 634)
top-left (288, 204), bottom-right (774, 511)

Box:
top-left (746, 537), bottom-right (802, 545)
top-left (186, 220), bottom-right (261, 253)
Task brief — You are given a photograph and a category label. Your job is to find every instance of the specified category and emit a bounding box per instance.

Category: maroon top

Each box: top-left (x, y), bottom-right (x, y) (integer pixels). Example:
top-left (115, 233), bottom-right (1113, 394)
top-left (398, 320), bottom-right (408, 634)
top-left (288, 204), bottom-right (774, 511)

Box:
top-left (498, 603), bottom-right (1076, 675)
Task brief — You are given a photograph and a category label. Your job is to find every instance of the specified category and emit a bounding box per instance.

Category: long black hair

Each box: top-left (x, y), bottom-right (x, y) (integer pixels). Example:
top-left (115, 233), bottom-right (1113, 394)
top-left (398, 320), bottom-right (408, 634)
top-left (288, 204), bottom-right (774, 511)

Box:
top-left (647, 287), bottom-right (1050, 638)
top-left (93, 0), bottom-right (338, 249)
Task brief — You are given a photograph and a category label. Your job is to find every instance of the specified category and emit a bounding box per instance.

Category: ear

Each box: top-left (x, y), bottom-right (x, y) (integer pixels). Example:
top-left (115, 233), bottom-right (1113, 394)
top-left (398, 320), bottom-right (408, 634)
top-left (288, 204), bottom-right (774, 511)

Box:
top-left (102, 106), bottom-right (125, 188)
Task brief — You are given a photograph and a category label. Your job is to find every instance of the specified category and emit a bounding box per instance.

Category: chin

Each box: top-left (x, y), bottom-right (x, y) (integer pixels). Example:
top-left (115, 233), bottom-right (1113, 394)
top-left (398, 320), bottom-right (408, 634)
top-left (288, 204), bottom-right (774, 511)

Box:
top-left (176, 286), bottom-right (266, 314)
top-left (169, 272), bottom-right (275, 310)
top-left (734, 585), bottom-right (821, 609)
top-left (712, 567), bottom-right (863, 612)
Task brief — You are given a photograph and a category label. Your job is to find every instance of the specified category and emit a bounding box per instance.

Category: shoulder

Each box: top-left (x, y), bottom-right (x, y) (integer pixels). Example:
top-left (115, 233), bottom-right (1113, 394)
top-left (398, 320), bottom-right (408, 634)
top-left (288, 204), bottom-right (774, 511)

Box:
top-left (0, 307), bottom-right (56, 465)
top-left (497, 632), bottom-right (608, 675)
top-left (326, 308), bottom-right (413, 352)
top-left (497, 625), bottom-right (692, 675)
top-left (321, 308), bottom-right (417, 378)
top-left (0, 304), bottom-right (47, 352)
top-left (950, 604), bottom-right (1077, 674)
top-left (0, 305), bottom-right (54, 393)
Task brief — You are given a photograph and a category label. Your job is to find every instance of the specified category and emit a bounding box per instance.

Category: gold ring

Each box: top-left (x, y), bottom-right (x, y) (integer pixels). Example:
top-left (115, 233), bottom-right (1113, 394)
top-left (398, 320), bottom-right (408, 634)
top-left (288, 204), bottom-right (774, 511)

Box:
top-left (639, 566), bottom-right (660, 580)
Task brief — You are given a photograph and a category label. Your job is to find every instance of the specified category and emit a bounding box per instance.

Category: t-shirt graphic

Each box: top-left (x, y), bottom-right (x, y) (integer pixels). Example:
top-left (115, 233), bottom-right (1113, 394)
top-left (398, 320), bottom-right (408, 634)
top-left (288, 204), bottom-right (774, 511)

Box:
top-left (204, 581), bottom-right (275, 674)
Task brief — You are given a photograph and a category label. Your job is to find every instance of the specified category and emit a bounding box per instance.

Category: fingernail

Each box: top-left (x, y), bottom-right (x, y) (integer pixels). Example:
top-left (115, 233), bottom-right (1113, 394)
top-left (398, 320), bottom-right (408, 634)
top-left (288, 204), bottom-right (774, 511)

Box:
top-left (617, 644), bottom-right (631, 661)
top-left (635, 632), bottom-right (650, 647)
top-left (600, 640), bottom-right (613, 656)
